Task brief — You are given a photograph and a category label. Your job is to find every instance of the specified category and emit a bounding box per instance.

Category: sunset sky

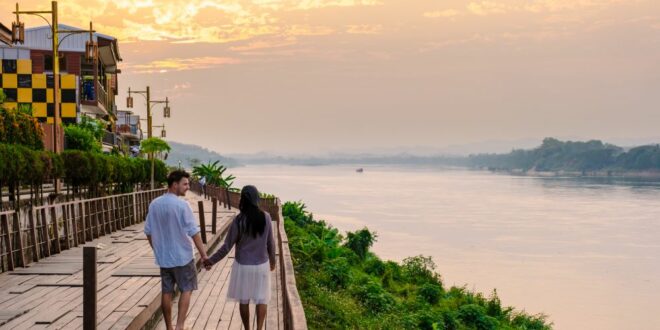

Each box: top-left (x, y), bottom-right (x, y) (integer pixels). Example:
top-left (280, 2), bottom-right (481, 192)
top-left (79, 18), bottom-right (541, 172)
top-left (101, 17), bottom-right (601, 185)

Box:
top-left (2, 0), bottom-right (659, 154)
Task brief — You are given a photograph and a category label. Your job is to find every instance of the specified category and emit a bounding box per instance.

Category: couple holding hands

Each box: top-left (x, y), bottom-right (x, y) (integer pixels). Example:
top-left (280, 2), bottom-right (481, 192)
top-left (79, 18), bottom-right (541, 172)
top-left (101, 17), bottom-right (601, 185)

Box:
top-left (145, 170), bottom-right (275, 330)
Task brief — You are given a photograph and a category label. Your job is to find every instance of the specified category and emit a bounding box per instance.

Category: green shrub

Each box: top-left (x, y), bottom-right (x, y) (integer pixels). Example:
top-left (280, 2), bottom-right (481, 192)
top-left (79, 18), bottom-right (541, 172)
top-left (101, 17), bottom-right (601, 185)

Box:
top-left (61, 150), bottom-right (93, 188)
top-left (282, 201), bottom-right (552, 330)
top-left (418, 283), bottom-right (442, 305)
top-left (0, 103), bottom-right (44, 150)
top-left (345, 228), bottom-right (376, 259)
top-left (457, 304), bottom-right (499, 330)
top-left (64, 124), bottom-right (101, 152)
top-left (351, 278), bottom-right (396, 314)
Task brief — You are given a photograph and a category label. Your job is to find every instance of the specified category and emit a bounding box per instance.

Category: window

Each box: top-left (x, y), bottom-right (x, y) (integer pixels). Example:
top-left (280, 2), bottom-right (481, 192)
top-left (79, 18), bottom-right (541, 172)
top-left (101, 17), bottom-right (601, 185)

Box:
top-left (44, 55), bottom-right (67, 71)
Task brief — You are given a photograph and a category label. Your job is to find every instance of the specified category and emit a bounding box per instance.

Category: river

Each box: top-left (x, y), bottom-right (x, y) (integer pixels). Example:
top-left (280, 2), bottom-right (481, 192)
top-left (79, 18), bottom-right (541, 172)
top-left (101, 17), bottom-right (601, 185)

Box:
top-left (230, 165), bottom-right (660, 329)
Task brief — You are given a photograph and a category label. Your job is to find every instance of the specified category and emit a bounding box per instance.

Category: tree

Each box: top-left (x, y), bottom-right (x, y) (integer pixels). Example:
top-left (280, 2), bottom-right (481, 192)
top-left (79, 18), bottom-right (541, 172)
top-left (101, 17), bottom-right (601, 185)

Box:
top-left (345, 228), bottom-right (377, 259)
top-left (140, 137), bottom-right (171, 189)
top-left (64, 125), bottom-right (102, 152)
top-left (192, 160), bottom-right (235, 188)
top-left (0, 90), bottom-right (45, 150)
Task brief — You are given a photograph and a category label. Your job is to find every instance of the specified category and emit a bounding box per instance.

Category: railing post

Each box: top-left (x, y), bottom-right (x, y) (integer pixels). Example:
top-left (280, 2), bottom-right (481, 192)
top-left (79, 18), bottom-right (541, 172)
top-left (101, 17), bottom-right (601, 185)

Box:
top-left (83, 246), bottom-right (97, 329)
top-left (103, 198), bottom-right (111, 234)
top-left (225, 189), bottom-right (232, 210)
top-left (28, 207), bottom-right (40, 262)
top-left (71, 204), bottom-right (79, 247)
top-left (114, 196), bottom-right (121, 230)
top-left (81, 202), bottom-right (88, 242)
top-left (12, 212), bottom-right (26, 267)
top-left (211, 198), bottom-right (217, 235)
top-left (132, 193), bottom-right (138, 224)
top-left (51, 207), bottom-right (61, 253)
top-left (198, 201), bottom-right (207, 244)
top-left (40, 209), bottom-right (51, 257)
top-left (61, 204), bottom-right (70, 250)
top-left (1, 214), bottom-right (14, 271)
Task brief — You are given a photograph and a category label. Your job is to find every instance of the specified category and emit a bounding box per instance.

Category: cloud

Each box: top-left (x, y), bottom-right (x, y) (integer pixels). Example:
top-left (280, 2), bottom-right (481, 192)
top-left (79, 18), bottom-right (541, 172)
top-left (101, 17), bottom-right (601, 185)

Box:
top-left (229, 38), bottom-right (298, 51)
top-left (125, 56), bottom-right (240, 73)
top-left (466, 0), bottom-right (632, 16)
top-left (423, 9), bottom-right (461, 18)
top-left (286, 25), bottom-right (335, 36)
top-left (346, 24), bottom-right (383, 35)
top-left (467, 1), bottom-right (511, 16)
top-left (295, 0), bottom-right (382, 10)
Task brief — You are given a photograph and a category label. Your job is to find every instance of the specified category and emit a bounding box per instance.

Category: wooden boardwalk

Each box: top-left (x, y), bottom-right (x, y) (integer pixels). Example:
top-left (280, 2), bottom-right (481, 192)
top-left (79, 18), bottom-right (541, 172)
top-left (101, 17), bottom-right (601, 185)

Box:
top-left (0, 193), bottom-right (240, 329)
top-left (153, 231), bottom-right (284, 330)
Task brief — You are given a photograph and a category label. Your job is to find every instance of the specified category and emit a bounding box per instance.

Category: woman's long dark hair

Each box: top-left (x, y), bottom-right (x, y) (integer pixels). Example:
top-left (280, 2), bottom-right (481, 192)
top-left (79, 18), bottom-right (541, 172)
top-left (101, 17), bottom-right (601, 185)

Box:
top-left (238, 185), bottom-right (266, 238)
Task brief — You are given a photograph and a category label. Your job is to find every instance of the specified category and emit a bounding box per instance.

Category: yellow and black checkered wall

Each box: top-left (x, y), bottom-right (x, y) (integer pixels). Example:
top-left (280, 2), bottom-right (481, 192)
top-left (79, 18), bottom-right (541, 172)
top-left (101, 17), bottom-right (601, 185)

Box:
top-left (0, 59), bottom-right (77, 124)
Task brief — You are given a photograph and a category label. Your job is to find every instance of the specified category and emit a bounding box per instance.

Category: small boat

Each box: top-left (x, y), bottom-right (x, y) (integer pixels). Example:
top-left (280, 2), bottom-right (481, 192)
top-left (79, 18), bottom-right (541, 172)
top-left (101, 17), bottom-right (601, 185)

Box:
top-left (356, 168), bottom-right (364, 173)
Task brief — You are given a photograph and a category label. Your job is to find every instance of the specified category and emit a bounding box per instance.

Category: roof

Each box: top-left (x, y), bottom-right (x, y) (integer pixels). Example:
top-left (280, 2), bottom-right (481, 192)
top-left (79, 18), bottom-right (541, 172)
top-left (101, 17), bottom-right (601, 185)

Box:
top-left (8, 24), bottom-right (121, 61)
top-left (0, 23), bottom-right (12, 45)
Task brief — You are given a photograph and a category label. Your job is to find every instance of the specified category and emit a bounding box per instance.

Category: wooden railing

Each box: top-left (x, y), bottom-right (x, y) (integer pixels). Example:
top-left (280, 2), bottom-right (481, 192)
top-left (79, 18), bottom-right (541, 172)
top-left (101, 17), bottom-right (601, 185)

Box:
top-left (191, 182), bottom-right (308, 329)
top-left (0, 188), bottom-right (165, 273)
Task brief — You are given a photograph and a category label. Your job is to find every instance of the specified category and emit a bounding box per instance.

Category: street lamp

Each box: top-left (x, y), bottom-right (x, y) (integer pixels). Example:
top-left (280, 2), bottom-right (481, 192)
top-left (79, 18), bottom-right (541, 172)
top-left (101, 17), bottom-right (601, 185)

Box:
top-left (13, 1), bottom-right (96, 195)
top-left (126, 86), bottom-right (171, 138)
top-left (13, 1), bottom-right (97, 154)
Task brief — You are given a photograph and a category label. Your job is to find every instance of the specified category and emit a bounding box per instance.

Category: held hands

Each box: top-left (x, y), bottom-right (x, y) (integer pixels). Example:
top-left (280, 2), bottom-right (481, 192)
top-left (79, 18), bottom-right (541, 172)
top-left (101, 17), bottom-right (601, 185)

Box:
top-left (201, 255), bottom-right (212, 271)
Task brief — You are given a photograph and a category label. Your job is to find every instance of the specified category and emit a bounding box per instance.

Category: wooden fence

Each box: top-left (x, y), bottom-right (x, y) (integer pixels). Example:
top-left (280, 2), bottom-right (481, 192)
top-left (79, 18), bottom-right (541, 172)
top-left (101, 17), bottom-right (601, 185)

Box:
top-left (0, 188), bottom-right (165, 273)
top-left (191, 182), bottom-right (308, 330)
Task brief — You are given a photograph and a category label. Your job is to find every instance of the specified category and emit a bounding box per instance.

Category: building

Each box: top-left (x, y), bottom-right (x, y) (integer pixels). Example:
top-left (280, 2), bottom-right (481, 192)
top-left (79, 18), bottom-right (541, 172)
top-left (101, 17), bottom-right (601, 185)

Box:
top-left (116, 109), bottom-right (143, 155)
top-left (0, 24), bottom-right (122, 151)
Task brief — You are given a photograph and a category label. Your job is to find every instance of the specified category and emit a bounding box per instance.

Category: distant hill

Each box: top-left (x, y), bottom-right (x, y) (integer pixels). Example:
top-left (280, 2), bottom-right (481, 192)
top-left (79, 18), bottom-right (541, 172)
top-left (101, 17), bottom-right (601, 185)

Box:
top-left (468, 137), bottom-right (660, 173)
top-left (165, 141), bottom-right (239, 168)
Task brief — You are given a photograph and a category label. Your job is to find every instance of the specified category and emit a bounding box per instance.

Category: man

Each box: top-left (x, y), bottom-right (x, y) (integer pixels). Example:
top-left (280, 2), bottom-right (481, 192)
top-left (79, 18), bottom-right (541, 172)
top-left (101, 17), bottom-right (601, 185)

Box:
top-left (144, 170), bottom-right (210, 330)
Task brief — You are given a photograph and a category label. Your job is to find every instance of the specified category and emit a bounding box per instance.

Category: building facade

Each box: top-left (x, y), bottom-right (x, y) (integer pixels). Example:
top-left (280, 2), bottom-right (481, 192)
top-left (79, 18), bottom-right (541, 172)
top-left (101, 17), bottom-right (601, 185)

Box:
top-left (0, 24), bottom-right (122, 151)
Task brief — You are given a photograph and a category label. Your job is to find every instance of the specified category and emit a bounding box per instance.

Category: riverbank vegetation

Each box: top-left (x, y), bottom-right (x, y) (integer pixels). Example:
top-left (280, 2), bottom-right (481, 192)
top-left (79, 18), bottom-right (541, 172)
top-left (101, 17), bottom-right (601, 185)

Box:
top-left (282, 201), bottom-right (551, 329)
top-left (468, 138), bottom-right (660, 173)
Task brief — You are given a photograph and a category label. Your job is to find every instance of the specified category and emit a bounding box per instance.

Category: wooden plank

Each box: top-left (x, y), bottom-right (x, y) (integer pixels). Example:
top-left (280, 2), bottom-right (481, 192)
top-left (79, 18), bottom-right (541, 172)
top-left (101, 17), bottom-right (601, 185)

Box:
top-left (1, 214), bottom-right (15, 271)
top-left (62, 203), bottom-right (71, 250)
top-left (39, 208), bottom-right (50, 257)
top-left (71, 203), bottom-right (79, 247)
top-left (102, 198), bottom-right (111, 235)
top-left (28, 208), bottom-right (40, 262)
top-left (98, 255), bottom-right (121, 264)
top-left (267, 258), bottom-right (280, 330)
top-left (193, 257), bottom-right (231, 329)
top-left (0, 309), bottom-right (29, 326)
top-left (34, 308), bottom-right (71, 324)
top-left (9, 284), bottom-right (37, 294)
top-left (12, 212), bottom-right (26, 268)
top-left (80, 202), bottom-right (92, 243)
top-left (51, 207), bottom-right (61, 253)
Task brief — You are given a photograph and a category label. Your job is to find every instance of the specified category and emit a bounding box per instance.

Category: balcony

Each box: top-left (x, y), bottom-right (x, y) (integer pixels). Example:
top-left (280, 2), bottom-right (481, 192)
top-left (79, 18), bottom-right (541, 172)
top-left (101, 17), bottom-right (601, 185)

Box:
top-left (80, 78), bottom-right (110, 117)
top-left (102, 131), bottom-right (120, 146)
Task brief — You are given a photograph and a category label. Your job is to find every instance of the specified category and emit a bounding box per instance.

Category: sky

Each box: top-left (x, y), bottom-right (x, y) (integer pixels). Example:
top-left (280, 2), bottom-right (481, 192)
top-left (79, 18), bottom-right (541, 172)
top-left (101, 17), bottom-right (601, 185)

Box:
top-left (2, 0), bottom-right (660, 155)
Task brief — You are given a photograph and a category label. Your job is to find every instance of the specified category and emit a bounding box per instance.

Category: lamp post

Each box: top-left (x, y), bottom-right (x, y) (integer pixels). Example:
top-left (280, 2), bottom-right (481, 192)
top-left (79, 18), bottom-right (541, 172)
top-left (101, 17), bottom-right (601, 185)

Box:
top-left (126, 86), bottom-right (170, 139)
top-left (13, 1), bottom-right (97, 195)
top-left (13, 1), bottom-right (97, 154)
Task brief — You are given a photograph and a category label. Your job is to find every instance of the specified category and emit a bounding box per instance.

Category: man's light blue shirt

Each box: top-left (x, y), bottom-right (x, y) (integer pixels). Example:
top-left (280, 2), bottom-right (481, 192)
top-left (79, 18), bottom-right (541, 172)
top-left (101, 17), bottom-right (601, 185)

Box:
top-left (144, 193), bottom-right (200, 268)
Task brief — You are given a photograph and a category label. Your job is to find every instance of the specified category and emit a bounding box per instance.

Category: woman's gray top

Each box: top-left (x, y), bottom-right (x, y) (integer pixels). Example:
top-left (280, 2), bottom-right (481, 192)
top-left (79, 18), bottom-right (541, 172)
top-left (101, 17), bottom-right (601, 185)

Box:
top-left (209, 212), bottom-right (275, 266)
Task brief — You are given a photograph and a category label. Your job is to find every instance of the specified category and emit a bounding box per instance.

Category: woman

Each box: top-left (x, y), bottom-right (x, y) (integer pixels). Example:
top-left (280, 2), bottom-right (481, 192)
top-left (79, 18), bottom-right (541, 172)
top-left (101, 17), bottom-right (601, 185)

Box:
top-left (206, 185), bottom-right (276, 330)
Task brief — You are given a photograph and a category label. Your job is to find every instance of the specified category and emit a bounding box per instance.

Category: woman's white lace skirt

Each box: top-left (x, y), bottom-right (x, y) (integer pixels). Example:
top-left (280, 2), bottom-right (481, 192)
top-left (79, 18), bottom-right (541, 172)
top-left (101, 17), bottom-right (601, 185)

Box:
top-left (227, 261), bottom-right (271, 304)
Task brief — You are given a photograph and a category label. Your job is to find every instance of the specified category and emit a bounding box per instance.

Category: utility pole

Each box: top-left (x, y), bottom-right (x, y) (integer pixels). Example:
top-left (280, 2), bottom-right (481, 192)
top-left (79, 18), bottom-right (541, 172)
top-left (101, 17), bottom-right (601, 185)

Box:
top-left (127, 86), bottom-right (170, 139)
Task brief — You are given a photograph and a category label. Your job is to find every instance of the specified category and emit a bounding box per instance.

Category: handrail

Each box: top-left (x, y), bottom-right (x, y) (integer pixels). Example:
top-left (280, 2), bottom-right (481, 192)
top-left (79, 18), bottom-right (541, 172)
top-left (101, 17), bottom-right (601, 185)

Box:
top-left (0, 188), bottom-right (165, 274)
